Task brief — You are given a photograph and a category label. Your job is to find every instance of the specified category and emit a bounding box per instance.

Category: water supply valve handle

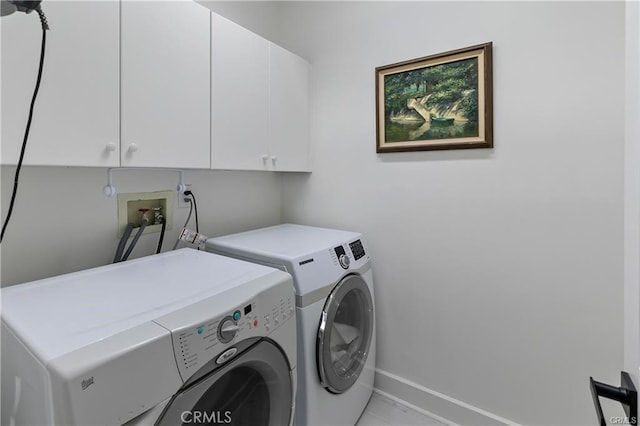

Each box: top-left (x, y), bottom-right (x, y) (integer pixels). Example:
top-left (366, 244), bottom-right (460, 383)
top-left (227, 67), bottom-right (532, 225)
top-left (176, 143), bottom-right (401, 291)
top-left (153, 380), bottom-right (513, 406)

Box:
top-left (590, 371), bottom-right (637, 426)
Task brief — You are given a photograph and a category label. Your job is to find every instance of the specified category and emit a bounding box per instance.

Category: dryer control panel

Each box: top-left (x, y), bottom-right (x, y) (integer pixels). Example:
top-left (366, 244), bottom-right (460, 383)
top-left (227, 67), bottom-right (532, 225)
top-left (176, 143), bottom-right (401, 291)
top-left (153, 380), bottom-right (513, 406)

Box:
top-left (331, 238), bottom-right (370, 271)
top-left (152, 276), bottom-right (295, 382)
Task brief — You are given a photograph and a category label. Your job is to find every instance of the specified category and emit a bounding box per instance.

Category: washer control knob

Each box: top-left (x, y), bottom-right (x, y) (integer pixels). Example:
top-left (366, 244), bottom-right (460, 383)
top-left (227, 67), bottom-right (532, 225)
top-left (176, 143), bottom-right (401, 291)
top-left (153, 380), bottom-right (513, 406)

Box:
top-left (339, 253), bottom-right (350, 269)
top-left (217, 316), bottom-right (238, 343)
top-left (222, 323), bottom-right (241, 334)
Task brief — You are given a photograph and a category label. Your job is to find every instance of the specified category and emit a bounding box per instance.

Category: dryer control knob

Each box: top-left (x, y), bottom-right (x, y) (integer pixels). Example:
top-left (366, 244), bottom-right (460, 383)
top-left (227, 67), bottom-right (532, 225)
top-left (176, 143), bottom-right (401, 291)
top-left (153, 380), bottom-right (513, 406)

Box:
top-left (218, 317), bottom-right (238, 343)
top-left (339, 254), bottom-right (350, 269)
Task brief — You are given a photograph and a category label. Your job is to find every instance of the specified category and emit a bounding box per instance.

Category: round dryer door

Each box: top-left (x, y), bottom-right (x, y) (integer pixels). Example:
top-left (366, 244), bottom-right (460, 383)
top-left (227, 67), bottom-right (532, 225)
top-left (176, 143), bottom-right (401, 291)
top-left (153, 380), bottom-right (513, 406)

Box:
top-left (155, 339), bottom-right (292, 426)
top-left (317, 274), bottom-right (374, 394)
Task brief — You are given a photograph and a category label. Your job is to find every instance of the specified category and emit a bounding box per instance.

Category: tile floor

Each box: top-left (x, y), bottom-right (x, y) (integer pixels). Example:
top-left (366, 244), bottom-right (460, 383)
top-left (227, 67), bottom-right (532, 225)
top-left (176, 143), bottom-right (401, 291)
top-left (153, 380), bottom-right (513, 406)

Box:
top-left (356, 392), bottom-right (448, 426)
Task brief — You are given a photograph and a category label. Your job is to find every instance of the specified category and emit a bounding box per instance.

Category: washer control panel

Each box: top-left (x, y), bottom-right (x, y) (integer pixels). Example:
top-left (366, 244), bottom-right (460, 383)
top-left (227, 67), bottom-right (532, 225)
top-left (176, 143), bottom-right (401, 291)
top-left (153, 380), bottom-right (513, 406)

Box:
top-left (331, 238), bottom-right (369, 271)
top-left (155, 283), bottom-right (295, 382)
top-left (172, 302), bottom-right (260, 374)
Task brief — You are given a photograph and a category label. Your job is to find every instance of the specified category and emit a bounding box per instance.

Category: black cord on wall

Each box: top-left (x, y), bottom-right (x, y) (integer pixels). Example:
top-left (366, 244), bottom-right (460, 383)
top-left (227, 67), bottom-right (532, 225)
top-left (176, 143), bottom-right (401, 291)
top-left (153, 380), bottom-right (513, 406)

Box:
top-left (185, 190), bottom-right (199, 233)
top-left (184, 190), bottom-right (200, 249)
top-left (1, 6), bottom-right (49, 243)
top-left (172, 198), bottom-right (193, 251)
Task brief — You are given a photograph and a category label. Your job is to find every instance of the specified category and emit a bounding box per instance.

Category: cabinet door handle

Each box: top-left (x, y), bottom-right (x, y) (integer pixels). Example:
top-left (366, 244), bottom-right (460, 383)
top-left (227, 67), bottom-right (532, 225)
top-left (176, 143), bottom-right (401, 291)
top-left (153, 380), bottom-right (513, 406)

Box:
top-left (105, 142), bottom-right (117, 152)
top-left (590, 371), bottom-right (637, 425)
top-left (128, 143), bottom-right (139, 153)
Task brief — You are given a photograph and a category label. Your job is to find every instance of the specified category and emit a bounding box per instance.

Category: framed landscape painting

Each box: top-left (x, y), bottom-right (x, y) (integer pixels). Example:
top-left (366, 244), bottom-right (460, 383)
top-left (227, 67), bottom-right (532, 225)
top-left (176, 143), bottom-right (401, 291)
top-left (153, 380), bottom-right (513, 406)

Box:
top-left (376, 42), bottom-right (493, 153)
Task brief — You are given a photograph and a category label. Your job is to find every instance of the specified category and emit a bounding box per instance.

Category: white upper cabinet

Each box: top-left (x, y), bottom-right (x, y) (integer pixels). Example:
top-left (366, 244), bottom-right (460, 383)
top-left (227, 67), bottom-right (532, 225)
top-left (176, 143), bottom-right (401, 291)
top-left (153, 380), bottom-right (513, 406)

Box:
top-left (2, 3), bottom-right (309, 172)
top-left (210, 12), bottom-right (310, 172)
top-left (120, 0), bottom-right (211, 169)
top-left (211, 13), bottom-right (269, 170)
top-left (268, 43), bottom-right (311, 172)
top-left (1, 1), bottom-right (120, 167)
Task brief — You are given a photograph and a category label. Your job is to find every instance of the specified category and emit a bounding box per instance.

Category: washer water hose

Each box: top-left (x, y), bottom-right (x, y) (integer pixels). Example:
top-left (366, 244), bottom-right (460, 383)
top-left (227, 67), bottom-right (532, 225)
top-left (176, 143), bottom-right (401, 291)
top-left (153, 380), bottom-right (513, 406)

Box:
top-left (155, 218), bottom-right (166, 254)
top-left (113, 217), bottom-right (149, 263)
top-left (113, 223), bottom-right (134, 263)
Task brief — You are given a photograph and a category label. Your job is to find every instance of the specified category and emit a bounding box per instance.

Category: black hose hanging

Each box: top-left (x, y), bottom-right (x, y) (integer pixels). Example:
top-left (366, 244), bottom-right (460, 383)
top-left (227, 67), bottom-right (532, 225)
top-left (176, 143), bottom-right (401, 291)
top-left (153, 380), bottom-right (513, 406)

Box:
top-left (1, 6), bottom-right (49, 243)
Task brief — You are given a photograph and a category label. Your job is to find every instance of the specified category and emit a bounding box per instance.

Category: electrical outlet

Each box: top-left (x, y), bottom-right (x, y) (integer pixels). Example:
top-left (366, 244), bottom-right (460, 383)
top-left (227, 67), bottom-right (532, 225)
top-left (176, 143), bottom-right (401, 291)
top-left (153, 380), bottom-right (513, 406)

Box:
top-left (178, 184), bottom-right (192, 209)
top-left (117, 190), bottom-right (173, 237)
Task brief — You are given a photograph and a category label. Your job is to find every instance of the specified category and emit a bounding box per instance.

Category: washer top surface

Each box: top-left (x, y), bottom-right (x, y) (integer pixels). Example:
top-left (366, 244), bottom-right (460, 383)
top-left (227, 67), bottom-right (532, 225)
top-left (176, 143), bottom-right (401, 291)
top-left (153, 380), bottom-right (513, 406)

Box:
top-left (1, 249), bottom-right (280, 363)
top-left (207, 224), bottom-right (361, 261)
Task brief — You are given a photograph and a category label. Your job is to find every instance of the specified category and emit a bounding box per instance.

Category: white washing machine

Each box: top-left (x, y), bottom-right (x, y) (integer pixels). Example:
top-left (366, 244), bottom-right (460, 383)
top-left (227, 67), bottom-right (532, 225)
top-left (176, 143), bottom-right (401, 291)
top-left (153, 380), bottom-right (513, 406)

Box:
top-left (206, 224), bottom-right (376, 426)
top-left (1, 248), bottom-right (297, 426)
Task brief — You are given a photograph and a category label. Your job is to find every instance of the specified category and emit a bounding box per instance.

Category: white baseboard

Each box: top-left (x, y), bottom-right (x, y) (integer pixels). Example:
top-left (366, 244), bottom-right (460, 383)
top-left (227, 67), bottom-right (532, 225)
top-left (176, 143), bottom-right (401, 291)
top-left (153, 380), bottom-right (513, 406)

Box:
top-left (374, 369), bottom-right (521, 426)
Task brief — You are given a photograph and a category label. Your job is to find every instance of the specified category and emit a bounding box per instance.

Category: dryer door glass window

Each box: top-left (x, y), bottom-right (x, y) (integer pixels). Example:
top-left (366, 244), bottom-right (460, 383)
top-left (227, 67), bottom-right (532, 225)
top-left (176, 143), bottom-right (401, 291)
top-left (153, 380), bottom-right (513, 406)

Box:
top-left (156, 339), bottom-right (292, 426)
top-left (317, 274), bottom-right (374, 394)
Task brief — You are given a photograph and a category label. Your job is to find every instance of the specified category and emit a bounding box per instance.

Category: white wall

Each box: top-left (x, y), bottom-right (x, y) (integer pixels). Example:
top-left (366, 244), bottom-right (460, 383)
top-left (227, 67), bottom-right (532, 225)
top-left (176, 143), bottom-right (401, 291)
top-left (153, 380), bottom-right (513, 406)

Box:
top-left (625, 0), bottom-right (640, 396)
top-left (0, 167), bottom-right (282, 286)
top-left (278, 2), bottom-right (625, 425)
top-left (199, 0), bottom-right (286, 45)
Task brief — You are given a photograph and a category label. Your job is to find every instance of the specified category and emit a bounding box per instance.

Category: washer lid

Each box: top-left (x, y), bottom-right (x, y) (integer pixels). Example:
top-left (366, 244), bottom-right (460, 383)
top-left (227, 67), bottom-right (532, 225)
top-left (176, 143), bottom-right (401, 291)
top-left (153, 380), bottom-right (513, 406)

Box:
top-left (206, 223), bottom-right (361, 261)
top-left (1, 249), bottom-right (278, 362)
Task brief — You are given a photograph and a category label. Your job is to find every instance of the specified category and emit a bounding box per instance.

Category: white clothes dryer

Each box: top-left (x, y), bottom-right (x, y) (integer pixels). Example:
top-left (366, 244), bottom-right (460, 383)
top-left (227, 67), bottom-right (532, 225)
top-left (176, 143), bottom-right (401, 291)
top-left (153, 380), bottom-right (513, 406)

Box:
top-left (1, 248), bottom-right (297, 426)
top-left (206, 224), bottom-right (376, 426)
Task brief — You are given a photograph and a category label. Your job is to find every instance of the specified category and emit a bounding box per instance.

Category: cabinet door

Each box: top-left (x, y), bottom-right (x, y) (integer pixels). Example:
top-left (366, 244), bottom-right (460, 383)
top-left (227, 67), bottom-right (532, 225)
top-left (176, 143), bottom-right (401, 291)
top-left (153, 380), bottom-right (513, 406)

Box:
top-left (268, 43), bottom-right (311, 172)
top-left (1, 1), bottom-right (119, 167)
top-left (120, 0), bottom-right (210, 169)
top-left (211, 13), bottom-right (269, 171)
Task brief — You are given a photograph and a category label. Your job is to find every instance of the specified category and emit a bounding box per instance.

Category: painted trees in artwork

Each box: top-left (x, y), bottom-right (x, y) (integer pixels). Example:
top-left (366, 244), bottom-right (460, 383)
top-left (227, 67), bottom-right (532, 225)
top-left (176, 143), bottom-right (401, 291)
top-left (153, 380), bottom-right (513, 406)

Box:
top-left (384, 57), bottom-right (478, 123)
